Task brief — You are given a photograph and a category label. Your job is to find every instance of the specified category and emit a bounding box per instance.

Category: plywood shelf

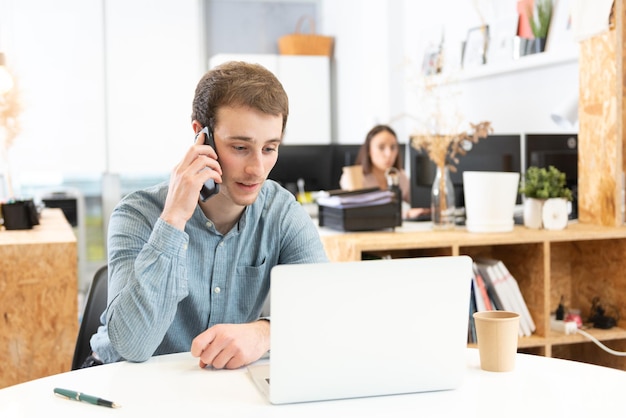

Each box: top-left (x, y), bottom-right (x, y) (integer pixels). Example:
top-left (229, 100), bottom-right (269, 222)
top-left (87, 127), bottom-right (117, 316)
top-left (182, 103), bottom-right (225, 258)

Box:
top-left (320, 222), bottom-right (626, 262)
top-left (319, 222), bottom-right (626, 370)
top-left (548, 327), bottom-right (626, 345)
top-left (0, 209), bottom-right (78, 389)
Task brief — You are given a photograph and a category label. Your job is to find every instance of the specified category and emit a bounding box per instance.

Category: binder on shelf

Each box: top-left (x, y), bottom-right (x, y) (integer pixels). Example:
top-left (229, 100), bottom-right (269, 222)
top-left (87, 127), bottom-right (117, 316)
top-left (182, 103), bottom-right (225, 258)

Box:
top-left (474, 258), bottom-right (535, 337)
top-left (497, 261), bottom-right (536, 334)
top-left (468, 281), bottom-right (478, 344)
top-left (474, 260), bottom-right (504, 311)
top-left (472, 262), bottom-right (494, 311)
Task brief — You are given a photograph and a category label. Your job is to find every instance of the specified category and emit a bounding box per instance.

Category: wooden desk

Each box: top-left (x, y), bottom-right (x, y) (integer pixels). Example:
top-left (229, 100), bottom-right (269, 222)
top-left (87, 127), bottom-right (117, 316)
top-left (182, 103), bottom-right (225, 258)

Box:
top-left (1, 349), bottom-right (626, 416)
top-left (318, 221), bottom-right (626, 370)
top-left (0, 208), bottom-right (78, 388)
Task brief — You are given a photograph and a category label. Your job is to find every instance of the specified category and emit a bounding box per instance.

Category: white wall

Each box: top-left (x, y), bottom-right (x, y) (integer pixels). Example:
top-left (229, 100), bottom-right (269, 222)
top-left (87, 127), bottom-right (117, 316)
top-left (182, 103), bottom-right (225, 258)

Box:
top-left (105, 0), bottom-right (203, 174)
top-left (453, 59), bottom-right (579, 134)
top-left (0, 0), bottom-right (203, 195)
top-left (320, 0), bottom-right (403, 143)
top-left (320, 0), bottom-right (579, 145)
top-left (0, 0), bottom-right (580, 188)
top-left (1, 0), bottom-right (106, 183)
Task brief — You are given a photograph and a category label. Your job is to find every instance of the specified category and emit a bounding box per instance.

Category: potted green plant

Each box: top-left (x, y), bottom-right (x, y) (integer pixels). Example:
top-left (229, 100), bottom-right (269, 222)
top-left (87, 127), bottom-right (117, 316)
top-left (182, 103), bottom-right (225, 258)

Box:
top-left (519, 165), bottom-right (572, 230)
top-left (527, 0), bottom-right (553, 54)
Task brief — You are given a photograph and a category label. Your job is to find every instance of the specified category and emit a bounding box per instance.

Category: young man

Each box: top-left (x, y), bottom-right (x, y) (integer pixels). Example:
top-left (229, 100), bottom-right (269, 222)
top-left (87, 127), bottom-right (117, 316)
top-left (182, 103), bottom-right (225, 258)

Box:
top-left (90, 61), bottom-right (328, 369)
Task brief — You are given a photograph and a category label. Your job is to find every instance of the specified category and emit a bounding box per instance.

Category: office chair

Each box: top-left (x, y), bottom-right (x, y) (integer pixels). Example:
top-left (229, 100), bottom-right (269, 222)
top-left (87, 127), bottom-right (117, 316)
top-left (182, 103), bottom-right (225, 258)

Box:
top-left (71, 265), bottom-right (108, 370)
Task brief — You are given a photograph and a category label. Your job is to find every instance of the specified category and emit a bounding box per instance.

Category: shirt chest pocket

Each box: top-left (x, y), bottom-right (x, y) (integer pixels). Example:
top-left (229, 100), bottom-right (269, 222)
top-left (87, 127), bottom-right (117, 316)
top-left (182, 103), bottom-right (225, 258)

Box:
top-left (231, 258), bottom-right (271, 314)
top-left (234, 256), bottom-right (268, 282)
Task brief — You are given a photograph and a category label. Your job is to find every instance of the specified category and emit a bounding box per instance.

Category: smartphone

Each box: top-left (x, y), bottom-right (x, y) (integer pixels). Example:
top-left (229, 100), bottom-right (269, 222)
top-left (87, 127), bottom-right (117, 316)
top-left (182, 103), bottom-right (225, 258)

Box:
top-left (196, 126), bottom-right (220, 201)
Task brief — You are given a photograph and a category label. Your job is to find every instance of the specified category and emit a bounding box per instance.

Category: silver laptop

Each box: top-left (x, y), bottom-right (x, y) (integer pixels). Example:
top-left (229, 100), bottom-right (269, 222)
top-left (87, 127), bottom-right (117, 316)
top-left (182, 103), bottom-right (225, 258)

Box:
top-left (248, 255), bottom-right (473, 404)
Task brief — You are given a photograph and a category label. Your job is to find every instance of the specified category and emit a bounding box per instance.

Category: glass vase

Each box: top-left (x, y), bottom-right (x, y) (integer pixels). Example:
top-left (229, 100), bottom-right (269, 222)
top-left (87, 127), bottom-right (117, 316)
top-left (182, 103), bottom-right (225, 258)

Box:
top-left (431, 165), bottom-right (456, 229)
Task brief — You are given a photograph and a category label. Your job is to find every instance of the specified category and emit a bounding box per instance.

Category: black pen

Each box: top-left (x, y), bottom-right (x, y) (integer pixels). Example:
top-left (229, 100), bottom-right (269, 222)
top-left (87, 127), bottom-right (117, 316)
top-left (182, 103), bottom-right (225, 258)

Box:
top-left (53, 387), bottom-right (121, 408)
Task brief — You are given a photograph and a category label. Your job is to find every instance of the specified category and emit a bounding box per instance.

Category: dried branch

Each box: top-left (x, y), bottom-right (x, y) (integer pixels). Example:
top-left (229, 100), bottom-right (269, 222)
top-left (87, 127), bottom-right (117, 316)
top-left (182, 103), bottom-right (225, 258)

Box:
top-left (411, 121), bottom-right (493, 172)
top-left (402, 56), bottom-right (492, 173)
top-left (0, 75), bottom-right (22, 153)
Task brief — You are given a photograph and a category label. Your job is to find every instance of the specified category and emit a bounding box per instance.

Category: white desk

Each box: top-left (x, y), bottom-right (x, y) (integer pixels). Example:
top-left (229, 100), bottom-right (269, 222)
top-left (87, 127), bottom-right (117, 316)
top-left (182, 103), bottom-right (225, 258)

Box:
top-left (1, 349), bottom-right (625, 417)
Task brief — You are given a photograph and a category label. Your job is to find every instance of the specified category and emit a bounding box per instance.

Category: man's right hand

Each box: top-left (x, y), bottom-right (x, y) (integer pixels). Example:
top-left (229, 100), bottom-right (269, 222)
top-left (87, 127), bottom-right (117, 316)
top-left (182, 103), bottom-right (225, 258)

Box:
top-left (160, 130), bottom-right (222, 230)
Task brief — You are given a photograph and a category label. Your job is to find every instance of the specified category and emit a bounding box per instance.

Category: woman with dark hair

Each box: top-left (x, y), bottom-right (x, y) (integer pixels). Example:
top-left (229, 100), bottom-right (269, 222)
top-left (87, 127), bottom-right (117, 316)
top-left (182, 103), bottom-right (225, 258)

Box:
top-left (340, 124), bottom-right (429, 219)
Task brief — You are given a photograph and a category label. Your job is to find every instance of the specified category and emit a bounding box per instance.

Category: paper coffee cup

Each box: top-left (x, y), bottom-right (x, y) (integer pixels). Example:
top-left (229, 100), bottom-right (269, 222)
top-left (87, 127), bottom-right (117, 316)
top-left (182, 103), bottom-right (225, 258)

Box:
top-left (473, 311), bottom-right (520, 372)
top-left (340, 165), bottom-right (364, 191)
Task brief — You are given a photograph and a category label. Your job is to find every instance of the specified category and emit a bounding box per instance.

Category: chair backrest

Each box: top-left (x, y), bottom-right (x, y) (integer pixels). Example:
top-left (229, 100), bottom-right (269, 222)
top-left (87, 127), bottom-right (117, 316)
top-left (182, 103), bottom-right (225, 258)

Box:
top-left (71, 265), bottom-right (108, 370)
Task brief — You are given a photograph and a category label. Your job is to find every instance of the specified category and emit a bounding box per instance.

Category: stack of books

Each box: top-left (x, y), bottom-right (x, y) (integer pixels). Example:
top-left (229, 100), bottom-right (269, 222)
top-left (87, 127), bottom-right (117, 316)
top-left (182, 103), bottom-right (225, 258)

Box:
top-left (468, 258), bottom-right (536, 343)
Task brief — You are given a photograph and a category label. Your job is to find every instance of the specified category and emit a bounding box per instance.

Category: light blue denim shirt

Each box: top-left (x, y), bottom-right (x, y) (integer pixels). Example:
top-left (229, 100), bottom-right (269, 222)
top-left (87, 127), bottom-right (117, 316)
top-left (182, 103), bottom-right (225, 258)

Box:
top-left (91, 179), bottom-right (328, 363)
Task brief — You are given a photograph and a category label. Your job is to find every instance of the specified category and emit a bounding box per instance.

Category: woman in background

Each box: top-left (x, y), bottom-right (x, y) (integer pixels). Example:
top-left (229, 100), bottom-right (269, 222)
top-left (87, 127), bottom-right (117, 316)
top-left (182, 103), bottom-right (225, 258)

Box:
top-left (339, 124), bottom-right (429, 219)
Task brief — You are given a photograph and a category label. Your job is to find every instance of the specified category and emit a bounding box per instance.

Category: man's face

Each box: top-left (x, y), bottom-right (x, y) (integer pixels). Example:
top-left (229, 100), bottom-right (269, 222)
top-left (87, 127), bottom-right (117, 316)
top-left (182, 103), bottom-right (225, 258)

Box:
top-left (212, 105), bottom-right (283, 207)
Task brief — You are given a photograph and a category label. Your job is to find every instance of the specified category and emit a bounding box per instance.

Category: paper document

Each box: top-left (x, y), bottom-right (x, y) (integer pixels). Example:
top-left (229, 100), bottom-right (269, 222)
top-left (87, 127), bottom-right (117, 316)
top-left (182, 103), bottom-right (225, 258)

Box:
top-left (317, 190), bottom-right (394, 208)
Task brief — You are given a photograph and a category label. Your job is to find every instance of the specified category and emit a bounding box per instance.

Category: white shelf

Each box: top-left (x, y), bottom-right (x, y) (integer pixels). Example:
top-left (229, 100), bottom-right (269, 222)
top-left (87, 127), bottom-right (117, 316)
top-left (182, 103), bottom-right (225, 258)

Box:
top-left (431, 50), bottom-right (580, 84)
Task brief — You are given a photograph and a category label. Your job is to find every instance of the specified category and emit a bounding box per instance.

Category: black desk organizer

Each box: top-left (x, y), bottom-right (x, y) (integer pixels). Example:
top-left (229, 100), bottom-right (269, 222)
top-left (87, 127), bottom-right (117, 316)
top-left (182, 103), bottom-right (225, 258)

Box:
top-left (318, 188), bottom-right (402, 231)
top-left (1, 199), bottom-right (40, 230)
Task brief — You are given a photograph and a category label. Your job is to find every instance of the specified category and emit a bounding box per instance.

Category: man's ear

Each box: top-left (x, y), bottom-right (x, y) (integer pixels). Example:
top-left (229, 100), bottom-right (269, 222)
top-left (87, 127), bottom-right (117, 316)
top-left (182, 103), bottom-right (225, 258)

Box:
top-left (192, 119), bottom-right (203, 134)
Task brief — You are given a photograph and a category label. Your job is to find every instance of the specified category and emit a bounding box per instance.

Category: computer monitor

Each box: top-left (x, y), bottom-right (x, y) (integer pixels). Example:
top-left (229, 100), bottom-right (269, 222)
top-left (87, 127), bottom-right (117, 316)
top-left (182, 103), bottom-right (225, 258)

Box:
top-left (410, 135), bottom-right (522, 208)
top-left (269, 143), bottom-right (407, 195)
top-left (329, 144), bottom-right (362, 191)
top-left (525, 133), bottom-right (578, 218)
top-left (268, 145), bottom-right (334, 194)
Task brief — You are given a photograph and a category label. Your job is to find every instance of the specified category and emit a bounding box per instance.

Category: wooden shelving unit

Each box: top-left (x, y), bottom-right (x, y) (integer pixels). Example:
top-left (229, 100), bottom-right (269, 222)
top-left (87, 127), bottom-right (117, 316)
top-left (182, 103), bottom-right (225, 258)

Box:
top-left (0, 209), bottom-right (78, 388)
top-left (319, 222), bottom-right (626, 370)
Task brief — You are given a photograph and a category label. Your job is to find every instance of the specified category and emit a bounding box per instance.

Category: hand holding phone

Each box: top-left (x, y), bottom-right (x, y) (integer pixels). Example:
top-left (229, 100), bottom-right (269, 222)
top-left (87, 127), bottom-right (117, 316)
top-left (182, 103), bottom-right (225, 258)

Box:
top-left (196, 126), bottom-right (220, 201)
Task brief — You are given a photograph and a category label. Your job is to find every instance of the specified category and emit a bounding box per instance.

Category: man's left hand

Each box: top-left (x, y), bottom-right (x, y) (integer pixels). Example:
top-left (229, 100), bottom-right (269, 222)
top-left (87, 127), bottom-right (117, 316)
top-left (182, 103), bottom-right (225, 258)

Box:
top-left (190, 320), bottom-right (270, 369)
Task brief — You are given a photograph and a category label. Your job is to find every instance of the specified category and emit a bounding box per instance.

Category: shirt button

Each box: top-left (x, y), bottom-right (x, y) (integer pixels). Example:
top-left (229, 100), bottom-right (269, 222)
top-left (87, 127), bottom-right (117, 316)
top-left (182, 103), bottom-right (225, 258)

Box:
top-left (219, 242), bottom-right (224, 247)
top-left (205, 221), bottom-right (213, 228)
top-left (214, 287), bottom-right (221, 294)
top-left (183, 244), bottom-right (188, 250)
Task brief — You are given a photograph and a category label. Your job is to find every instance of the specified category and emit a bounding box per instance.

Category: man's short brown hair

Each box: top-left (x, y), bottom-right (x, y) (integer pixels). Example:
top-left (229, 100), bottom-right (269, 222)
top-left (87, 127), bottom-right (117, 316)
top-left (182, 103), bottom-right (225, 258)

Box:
top-left (191, 61), bottom-right (289, 133)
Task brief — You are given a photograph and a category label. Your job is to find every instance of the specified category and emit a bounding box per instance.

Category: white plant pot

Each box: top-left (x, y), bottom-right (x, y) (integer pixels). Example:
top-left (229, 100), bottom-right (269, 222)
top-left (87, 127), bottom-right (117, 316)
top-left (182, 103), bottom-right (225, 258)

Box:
top-left (463, 171), bottom-right (520, 233)
top-left (542, 198), bottom-right (569, 230)
top-left (523, 198), bottom-right (544, 229)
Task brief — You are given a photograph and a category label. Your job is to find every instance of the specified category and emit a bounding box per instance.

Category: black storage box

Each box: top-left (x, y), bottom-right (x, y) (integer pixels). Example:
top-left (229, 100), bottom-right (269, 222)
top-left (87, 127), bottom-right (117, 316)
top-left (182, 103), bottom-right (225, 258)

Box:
top-left (1, 199), bottom-right (40, 230)
top-left (318, 189), bottom-right (401, 231)
top-left (42, 192), bottom-right (78, 227)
